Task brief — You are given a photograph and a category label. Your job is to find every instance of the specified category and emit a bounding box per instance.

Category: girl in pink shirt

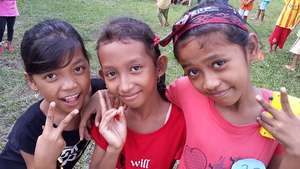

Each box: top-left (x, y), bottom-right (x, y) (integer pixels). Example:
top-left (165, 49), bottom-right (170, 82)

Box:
top-left (159, 1), bottom-right (300, 169)
top-left (0, 0), bottom-right (19, 56)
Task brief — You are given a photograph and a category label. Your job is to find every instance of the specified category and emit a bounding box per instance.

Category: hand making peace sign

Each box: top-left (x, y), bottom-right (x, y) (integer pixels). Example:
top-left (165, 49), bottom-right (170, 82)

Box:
top-left (34, 102), bottom-right (79, 169)
top-left (256, 87), bottom-right (300, 156)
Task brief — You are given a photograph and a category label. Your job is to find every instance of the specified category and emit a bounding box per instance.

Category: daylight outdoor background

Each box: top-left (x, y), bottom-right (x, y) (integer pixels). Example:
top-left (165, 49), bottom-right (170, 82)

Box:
top-left (0, 0), bottom-right (299, 168)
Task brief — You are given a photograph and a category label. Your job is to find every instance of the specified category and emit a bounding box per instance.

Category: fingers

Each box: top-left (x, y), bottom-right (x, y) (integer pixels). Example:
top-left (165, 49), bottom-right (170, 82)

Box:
top-left (99, 109), bottom-right (118, 132)
top-left (256, 95), bottom-right (280, 119)
top-left (45, 102), bottom-right (56, 131)
top-left (104, 91), bottom-right (113, 110)
top-left (280, 87), bottom-right (294, 117)
top-left (57, 109), bottom-right (79, 133)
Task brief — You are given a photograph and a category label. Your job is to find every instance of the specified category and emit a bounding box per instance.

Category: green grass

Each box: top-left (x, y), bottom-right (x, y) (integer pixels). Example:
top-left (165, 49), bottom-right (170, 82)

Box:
top-left (0, 0), bottom-right (299, 168)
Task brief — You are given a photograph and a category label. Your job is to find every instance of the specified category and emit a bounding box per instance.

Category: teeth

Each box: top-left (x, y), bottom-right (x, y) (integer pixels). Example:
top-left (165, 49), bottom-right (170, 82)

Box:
top-left (64, 94), bottom-right (79, 102)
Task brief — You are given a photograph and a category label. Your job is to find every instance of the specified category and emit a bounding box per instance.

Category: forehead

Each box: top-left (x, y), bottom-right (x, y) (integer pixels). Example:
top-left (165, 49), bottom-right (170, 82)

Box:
top-left (98, 40), bottom-right (153, 67)
top-left (177, 32), bottom-right (243, 66)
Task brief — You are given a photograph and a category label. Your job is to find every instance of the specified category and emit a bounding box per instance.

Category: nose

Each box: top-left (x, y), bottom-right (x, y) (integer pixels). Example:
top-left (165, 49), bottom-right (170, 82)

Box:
top-left (202, 73), bottom-right (221, 91)
top-left (118, 74), bottom-right (133, 93)
top-left (61, 76), bottom-right (78, 90)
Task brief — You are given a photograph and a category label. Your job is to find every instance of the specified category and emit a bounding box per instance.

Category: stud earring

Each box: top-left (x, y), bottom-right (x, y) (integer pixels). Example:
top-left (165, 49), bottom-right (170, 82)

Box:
top-left (34, 90), bottom-right (39, 99)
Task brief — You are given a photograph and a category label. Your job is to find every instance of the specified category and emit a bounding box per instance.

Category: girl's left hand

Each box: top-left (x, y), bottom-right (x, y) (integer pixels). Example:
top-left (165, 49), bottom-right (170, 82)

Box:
top-left (256, 87), bottom-right (300, 156)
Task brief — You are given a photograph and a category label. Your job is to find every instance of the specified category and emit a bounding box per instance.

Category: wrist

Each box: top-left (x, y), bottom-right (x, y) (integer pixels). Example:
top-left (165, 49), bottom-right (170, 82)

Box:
top-left (106, 145), bottom-right (122, 154)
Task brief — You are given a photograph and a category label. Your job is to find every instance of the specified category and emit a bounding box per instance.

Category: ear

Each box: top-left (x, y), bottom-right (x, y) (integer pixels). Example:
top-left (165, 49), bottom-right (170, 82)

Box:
top-left (24, 72), bottom-right (38, 91)
top-left (156, 55), bottom-right (168, 77)
top-left (246, 33), bottom-right (259, 63)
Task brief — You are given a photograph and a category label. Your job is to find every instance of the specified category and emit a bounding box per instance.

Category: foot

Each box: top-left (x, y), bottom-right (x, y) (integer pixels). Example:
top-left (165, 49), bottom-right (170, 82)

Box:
top-left (6, 42), bottom-right (14, 53)
top-left (285, 65), bottom-right (296, 71)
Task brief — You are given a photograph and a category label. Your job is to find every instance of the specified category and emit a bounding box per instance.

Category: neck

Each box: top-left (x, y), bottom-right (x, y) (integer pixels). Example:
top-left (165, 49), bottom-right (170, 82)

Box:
top-left (127, 92), bottom-right (169, 120)
top-left (215, 86), bottom-right (262, 125)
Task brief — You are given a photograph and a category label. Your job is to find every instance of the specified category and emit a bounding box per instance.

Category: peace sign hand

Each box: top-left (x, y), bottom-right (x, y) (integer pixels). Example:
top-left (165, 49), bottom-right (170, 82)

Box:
top-left (99, 106), bottom-right (127, 152)
top-left (34, 102), bottom-right (79, 169)
top-left (256, 87), bottom-right (300, 156)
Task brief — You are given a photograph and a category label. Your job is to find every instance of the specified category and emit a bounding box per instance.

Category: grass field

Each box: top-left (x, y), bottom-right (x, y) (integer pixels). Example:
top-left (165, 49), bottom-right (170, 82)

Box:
top-left (0, 0), bottom-right (299, 168)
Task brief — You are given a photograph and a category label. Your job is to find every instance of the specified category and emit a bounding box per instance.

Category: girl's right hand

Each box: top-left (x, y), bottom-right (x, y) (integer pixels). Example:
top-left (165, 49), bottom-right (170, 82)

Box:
top-left (79, 90), bottom-right (123, 140)
top-left (99, 106), bottom-right (127, 151)
top-left (34, 102), bottom-right (79, 169)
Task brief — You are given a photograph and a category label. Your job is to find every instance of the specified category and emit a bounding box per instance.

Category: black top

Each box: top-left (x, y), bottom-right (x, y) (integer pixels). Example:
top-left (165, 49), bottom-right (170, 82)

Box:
top-left (0, 78), bottom-right (105, 169)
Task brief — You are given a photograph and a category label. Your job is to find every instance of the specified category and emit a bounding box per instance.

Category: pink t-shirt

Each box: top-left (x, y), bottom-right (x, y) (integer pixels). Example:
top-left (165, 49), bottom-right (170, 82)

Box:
top-left (167, 77), bottom-right (282, 169)
top-left (0, 0), bottom-right (19, 16)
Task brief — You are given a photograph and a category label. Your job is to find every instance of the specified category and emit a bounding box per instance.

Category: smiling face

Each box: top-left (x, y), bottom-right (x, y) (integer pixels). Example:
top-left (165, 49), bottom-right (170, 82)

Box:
top-left (98, 40), bottom-right (160, 109)
top-left (177, 32), bottom-right (253, 106)
top-left (27, 48), bottom-right (91, 114)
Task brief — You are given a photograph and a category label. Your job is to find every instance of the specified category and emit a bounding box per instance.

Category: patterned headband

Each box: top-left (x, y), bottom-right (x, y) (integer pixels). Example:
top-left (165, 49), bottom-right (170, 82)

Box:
top-left (160, 5), bottom-right (248, 46)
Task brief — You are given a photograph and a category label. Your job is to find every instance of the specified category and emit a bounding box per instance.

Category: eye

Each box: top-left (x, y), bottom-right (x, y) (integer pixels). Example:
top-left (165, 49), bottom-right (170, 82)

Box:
top-left (74, 66), bottom-right (85, 74)
top-left (186, 68), bottom-right (200, 78)
top-left (44, 73), bottom-right (57, 81)
top-left (212, 60), bottom-right (226, 69)
top-left (104, 71), bottom-right (117, 80)
top-left (130, 65), bottom-right (142, 72)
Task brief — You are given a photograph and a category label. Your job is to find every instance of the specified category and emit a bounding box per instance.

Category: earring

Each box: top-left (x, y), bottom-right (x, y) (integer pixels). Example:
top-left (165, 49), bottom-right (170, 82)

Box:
top-left (34, 90), bottom-right (39, 99)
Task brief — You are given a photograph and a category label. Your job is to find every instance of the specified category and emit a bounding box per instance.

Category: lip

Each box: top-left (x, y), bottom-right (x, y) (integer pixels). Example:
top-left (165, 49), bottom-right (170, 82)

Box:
top-left (207, 88), bottom-right (231, 98)
top-left (120, 91), bottom-right (140, 102)
top-left (60, 93), bottom-right (81, 107)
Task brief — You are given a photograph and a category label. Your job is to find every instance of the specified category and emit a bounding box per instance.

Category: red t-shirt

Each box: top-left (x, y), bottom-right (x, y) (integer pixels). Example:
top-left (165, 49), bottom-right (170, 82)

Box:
top-left (90, 104), bottom-right (186, 169)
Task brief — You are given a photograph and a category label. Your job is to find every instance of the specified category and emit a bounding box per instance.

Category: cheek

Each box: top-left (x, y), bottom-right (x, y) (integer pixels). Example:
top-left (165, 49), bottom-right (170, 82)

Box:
top-left (104, 80), bottom-right (118, 95)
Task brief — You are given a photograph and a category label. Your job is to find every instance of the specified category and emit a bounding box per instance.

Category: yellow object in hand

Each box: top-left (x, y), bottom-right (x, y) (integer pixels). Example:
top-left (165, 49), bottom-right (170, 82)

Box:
top-left (259, 91), bottom-right (300, 139)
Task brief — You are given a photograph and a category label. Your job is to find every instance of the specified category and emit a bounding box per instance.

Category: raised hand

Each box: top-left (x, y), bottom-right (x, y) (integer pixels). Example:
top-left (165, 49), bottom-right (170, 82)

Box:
top-left (34, 102), bottom-right (79, 169)
top-left (256, 87), bottom-right (300, 156)
top-left (99, 106), bottom-right (127, 152)
top-left (79, 90), bottom-right (123, 140)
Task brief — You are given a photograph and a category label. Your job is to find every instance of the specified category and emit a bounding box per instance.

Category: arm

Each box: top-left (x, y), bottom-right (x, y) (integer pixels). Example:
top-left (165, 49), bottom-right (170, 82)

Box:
top-left (20, 151), bottom-right (35, 169)
top-left (89, 107), bottom-right (127, 169)
top-left (257, 87), bottom-right (300, 169)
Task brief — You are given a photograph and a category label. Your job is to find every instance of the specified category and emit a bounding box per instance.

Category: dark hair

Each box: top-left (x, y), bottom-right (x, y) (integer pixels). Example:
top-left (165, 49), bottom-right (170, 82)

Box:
top-left (174, 2), bottom-right (250, 60)
top-left (96, 17), bottom-right (167, 101)
top-left (21, 19), bottom-right (89, 75)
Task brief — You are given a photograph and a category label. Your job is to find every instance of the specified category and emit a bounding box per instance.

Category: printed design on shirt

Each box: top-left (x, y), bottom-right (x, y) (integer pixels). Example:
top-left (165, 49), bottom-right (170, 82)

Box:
top-left (183, 146), bottom-right (265, 169)
top-left (130, 159), bottom-right (151, 168)
top-left (183, 145), bottom-right (207, 169)
top-left (57, 140), bottom-right (87, 167)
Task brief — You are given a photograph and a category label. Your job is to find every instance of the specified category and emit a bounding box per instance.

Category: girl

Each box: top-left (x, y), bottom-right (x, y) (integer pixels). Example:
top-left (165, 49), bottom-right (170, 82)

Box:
top-left (160, 2), bottom-right (300, 168)
top-left (238, 0), bottom-right (255, 21)
top-left (0, 19), bottom-right (105, 169)
top-left (88, 17), bottom-right (186, 169)
top-left (0, 0), bottom-right (19, 56)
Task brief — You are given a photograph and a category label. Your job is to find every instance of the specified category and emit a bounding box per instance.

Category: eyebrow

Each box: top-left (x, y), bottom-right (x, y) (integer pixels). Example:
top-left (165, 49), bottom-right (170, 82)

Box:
top-left (181, 54), bottom-right (220, 68)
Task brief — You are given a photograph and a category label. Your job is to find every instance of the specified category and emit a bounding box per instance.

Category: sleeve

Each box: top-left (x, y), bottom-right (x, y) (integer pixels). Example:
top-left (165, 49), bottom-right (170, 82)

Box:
top-left (274, 143), bottom-right (285, 155)
top-left (166, 80), bottom-right (181, 108)
top-left (16, 119), bottom-right (43, 154)
top-left (90, 124), bottom-right (109, 150)
top-left (91, 78), bottom-right (106, 94)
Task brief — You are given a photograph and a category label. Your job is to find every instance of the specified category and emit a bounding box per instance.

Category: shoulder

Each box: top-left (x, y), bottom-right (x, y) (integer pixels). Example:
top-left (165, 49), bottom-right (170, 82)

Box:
top-left (10, 101), bottom-right (45, 133)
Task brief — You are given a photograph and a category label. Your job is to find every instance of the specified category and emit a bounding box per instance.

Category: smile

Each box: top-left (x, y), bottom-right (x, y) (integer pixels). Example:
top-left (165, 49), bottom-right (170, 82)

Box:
top-left (120, 92), bottom-right (140, 102)
top-left (61, 93), bottom-right (81, 106)
top-left (208, 88), bottom-right (231, 98)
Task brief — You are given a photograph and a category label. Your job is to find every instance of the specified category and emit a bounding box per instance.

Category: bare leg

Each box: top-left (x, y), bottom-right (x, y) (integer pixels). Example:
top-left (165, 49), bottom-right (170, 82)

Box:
top-left (285, 54), bottom-right (300, 71)
top-left (255, 9), bottom-right (261, 20)
top-left (261, 10), bottom-right (265, 22)
top-left (157, 9), bottom-right (164, 27)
